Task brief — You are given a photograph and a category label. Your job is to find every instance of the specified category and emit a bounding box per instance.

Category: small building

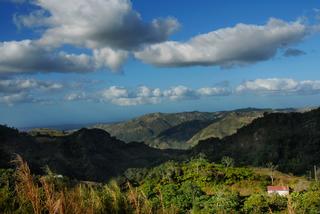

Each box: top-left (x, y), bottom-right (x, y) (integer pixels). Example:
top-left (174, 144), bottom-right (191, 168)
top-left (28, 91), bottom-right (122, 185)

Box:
top-left (267, 186), bottom-right (289, 196)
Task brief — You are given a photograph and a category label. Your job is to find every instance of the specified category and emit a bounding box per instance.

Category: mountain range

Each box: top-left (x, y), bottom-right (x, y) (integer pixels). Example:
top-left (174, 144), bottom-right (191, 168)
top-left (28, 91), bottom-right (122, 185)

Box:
top-left (1, 107), bottom-right (319, 181)
top-left (91, 108), bottom-right (298, 149)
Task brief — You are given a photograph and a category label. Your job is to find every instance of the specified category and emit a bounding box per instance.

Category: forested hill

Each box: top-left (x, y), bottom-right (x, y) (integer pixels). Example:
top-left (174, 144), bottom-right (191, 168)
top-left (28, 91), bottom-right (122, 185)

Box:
top-left (0, 125), bottom-right (183, 181)
top-left (191, 108), bottom-right (320, 175)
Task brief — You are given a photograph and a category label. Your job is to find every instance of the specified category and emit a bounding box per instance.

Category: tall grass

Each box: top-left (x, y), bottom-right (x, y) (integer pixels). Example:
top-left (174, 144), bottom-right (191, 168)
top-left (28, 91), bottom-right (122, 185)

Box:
top-left (10, 155), bottom-right (175, 214)
top-left (14, 155), bottom-right (42, 214)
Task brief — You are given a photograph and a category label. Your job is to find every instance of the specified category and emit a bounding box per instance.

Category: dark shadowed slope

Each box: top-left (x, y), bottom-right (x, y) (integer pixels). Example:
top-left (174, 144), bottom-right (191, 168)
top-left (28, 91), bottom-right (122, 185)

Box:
top-left (0, 126), bottom-right (183, 182)
top-left (191, 108), bottom-right (320, 174)
top-left (146, 119), bottom-right (215, 149)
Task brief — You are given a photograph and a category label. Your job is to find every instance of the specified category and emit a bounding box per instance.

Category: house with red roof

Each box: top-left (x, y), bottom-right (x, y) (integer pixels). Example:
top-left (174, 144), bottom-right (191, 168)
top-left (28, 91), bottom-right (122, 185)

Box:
top-left (267, 186), bottom-right (289, 196)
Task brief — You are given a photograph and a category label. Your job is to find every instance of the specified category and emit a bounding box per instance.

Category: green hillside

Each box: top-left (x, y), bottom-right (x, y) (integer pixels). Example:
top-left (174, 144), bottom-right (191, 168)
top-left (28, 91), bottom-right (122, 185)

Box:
top-left (146, 119), bottom-right (215, 149)
top-left (91, 108), bottom-right (295, 150)
top-left (187, 111), bottom-right (264, 146)
top-left (92, 111), bottom-right (221, 143)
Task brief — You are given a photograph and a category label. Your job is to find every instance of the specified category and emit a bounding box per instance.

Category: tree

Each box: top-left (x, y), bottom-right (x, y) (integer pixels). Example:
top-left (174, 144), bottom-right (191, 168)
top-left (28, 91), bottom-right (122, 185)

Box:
top-left (243, 193), bottom-right (269, 213)
top-left (266, 162), bottom-right (278, 185)
top-left (221, 156), bottom-right (234, 168)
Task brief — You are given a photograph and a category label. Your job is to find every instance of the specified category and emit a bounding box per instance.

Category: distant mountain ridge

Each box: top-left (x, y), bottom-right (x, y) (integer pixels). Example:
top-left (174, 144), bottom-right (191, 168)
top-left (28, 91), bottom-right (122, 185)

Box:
top-left (91, 111), bottom-right (222, 146)
top-left (91, 108), bottom-right (298, 149)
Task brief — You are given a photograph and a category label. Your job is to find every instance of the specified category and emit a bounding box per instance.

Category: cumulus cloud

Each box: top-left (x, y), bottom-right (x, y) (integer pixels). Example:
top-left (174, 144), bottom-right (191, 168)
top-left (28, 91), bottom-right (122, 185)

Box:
top-left (14, 9), bottom-right (49, 29)
top-left (64, 92), bottom-right (88, 101)
top-left (0, 78), bottom-right (64, 105)
top-left (0, 78), bottom-right (63, 93)
top-left (0, 40), bottom-right (95, 74)
top-left (29, 0), bottom-right (179, 50)
top-left (100, 86), bottom-right (162, 106)
top-left (0, 93), bottom-right (33, 106)
top-left (283, 48), bottom-right (306, 57)
top-left (93, 48), bottom-right (129, 71)
top-left (4, 0), bottom-right (179, 74)
top-left (135, 18), bottom-right (313, 67)
top-left (4, 78), bottom-right (320, 106)
top-left (0, 40), bottom-right (131, 73)
top-left (5, 0), bottom-right (320, 73)
top-left (66, 85), bottom-right (230, 106)
top-left (236, 78), bottom-right (320, 95)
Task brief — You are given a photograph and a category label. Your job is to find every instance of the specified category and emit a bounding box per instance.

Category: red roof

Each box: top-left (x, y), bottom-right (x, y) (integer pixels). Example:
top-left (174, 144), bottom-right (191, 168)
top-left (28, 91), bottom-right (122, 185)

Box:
top-left (267, 186), bottom-right (289, 191)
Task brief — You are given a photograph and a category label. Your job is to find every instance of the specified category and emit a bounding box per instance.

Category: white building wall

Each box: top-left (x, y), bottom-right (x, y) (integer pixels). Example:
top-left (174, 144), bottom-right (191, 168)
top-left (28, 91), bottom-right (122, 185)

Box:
top-left (267, 190), bottom-right (289, 196)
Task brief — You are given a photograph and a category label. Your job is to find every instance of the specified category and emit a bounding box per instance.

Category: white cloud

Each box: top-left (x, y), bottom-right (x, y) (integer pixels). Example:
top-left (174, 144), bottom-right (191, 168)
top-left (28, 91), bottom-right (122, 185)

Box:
top-left (136, 86), bottom-right (162, 97)
top-left (236, 78), bottom-right (320, 95)
top-left (14, 9), bottom-right (49, 29)
top-left (0, 40), bottom-right (94, 74)
top-left (0, 93), bottom-right (33, 106)
top-left (196, 87), bottom-right (230, 96)
top-left (135, 18), bottom-right (313, 67)
top-left (0, 40), bottom-right (131, 73)
top-left (4, 0), bottom-right (179, 73)
top-left (66, 85), bottom-right (230, 106)
top-left (32, 0), bottom-right (179, 50)
top-left (110, 97), bottom-right (161, 106)
top-left (64, 92), bottom-right (87, 101)
top-left (0, 78), bottom-right (63, 93)
top-left (0, 78), bottom-right (64, 106)
top-left (5, 1), bottom-right (320, 73)
top-left (4, 78), bottom-right (320, 106)
top-left (93, 48), bottom-right (129, 71)
top-left (101, 86), bottom-right (129, 100)
top-left (163, 85), bottom-right (197, 100)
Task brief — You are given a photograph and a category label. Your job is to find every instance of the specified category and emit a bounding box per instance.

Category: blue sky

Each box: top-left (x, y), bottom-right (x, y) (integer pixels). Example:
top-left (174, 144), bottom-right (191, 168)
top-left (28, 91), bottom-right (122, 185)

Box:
top-left (1, 0), bottom-right (320, 128)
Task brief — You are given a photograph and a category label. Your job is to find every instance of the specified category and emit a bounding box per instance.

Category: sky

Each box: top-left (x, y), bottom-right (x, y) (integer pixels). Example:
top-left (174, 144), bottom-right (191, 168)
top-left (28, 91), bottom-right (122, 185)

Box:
top-left (1, 0), bottom-right (320, 128)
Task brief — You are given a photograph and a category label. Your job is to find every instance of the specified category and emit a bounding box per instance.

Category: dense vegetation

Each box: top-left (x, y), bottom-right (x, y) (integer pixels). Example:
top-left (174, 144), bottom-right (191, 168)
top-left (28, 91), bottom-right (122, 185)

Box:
top-left (192, 108), bottom-right (320, 175)
top-left (0, 125), bottom-right (183, 181)
top-left (1, 156), bottom-right (319, 213)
